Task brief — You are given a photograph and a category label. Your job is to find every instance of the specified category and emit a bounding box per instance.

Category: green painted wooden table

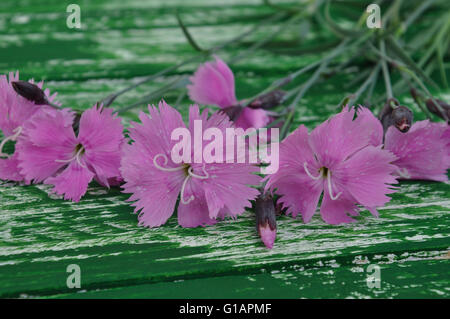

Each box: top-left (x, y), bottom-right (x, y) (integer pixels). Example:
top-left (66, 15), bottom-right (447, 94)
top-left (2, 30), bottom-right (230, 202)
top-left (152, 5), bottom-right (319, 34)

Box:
top-left (0, 0), bottom-right (449, 298)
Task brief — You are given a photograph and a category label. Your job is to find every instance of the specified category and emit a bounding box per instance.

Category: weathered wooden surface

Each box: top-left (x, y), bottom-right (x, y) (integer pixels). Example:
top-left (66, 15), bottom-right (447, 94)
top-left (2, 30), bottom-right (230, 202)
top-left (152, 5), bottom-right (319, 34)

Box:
top-left (0, 0), bottom-right (449, 298)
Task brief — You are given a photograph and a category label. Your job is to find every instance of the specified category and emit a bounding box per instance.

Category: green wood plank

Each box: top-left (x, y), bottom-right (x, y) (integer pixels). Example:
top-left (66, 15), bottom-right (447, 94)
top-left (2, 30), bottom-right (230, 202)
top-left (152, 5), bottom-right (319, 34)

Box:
top-left (0, 1), bottom-right (310, 81)
top-left (44, 250), bottom-right (450, 299)
top-left (0, 180), bottom-right (448, 298)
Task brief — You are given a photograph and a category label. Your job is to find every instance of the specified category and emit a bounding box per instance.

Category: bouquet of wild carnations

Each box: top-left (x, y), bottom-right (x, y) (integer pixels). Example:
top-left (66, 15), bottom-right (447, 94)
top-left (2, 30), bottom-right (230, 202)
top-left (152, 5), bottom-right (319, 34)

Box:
top-left (1, 1), bottom-right (449, 249)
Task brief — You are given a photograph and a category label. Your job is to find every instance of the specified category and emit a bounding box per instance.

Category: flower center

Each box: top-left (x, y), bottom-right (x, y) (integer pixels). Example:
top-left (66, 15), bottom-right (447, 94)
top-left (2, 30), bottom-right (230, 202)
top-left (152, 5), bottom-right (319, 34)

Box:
top-left (153, 153), bottom-right (209, 205)
top-left (303, 162), bottom-right (342, 201)
top-left (74, 143), bottom-right (85, 155)
top-left (55, 143), bottom-right (86, 168)
top-left (0, 126), bottom-right (22, 159)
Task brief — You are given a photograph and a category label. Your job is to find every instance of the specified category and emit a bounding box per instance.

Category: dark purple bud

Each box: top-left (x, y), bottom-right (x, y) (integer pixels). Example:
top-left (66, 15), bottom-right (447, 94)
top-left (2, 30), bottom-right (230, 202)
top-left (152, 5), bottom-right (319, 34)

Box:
top-left (391, 106), bottom-right (413, 132)
top-left (72, 112), bottom-right (82, 135)
top-left (255, 193), bottom-right (277, 249)
top-left (425, 99), bottom-right (450, 122)
top-left (11, 81), bottom-right (48, 105)
top-left (219, 105), bottom-right (244, 122)
top-left (248, 90), bottom-right (286, 110)
top-left (379, 98), bottom-right (413, 134)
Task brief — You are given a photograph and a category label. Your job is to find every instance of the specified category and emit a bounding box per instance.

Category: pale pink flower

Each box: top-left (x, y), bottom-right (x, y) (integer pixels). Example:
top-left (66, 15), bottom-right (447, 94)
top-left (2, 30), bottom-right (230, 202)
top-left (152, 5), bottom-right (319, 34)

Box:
top-left (384, 120), bottom-right (449, 182)
top-left (120, 101), bottom-right (261, 228)
top-left (17, 105), bottom-right (124, 201)
top-left (187, 56), bottom-right (271, 130)
top-left (0, 71), bottom-right (70, 181)
top-left (265, 107), bottom-right (398, 224)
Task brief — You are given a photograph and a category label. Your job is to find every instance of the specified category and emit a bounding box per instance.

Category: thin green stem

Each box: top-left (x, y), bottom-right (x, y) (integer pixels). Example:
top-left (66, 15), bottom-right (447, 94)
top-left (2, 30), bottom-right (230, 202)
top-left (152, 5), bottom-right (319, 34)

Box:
top-left (175, 90), bottom-right (187, 107)
top-left (279, 108), bottom-right (296, 140)
top-left (365, 65), bottom-right (379, 106)
top-left (420, 13), bottom-right (450, 66)
top-left (382, 0), bottom-right (403, 29)
top-left (230, 11), bottom-right (304, 64)
top-left (380, 40), bottom-right (393, 99)
top-left (288, 60), bottom-right (329, 110)
top-left (409, 86), bottom-right (433, 120)
top-left (403, 0), bottom-right (436, 30)
top-left (276, 34), bottom-right (372, 138)
top-left (99, 12), bottom-right (287, 107)
top-left (279, 41), bottom-right (352, 139)
top-left (348, 63), bottom-right (381, 106)
top-left (244, 37), bottom-right (357, 107)
top-left (176, 11), bottom-right (204, 52)
top-left (100, 55), bottom-right (203, 107)
top-left (397, 65), bottom-right (448, 121)
top-left (367, 42), bottom-right (398, 65)
top-left (344, 69), bottom-right (371, 89)
top-left (210, 12), bottom-right (287, 53)
top-left (374, 56), bottom-right (436, 106)
top-left (436, 33), bottom-right (449, 89)
top-left (386, 35), bottom-right (439, 90)
top-left (117, 76), bottom-right (189, 114)
top-left (321, 0), bottom-right (363, 39)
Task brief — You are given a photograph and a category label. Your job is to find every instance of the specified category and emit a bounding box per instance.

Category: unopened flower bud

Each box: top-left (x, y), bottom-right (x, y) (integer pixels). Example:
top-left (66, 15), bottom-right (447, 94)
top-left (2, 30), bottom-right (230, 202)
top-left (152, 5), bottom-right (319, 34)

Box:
top-left (255, 193), bottom-right (277, 249)
top-left (219, 105), bottom-right (243, 122)
top-left (425, 99), bottom-right (450, 122)
top-left (248, 90), bottom-right (286, 110)
top-left (11, 81), bottom-right (49, 105)
top-left (379, 98), bottom-right (413, 134)
top-left (391, 106), bottom-right (413, 132)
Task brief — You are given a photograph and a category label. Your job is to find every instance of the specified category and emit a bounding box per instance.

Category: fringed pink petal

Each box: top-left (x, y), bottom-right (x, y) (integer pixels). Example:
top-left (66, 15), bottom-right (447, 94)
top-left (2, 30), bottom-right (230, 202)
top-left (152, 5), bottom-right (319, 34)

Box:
top-left (333, 145), bottom-right (398, 208)
top-left (45, 162), bottom-right (95, 202)
top-left (385, 120), bottom-right (449, 181)
top-left (187, 57), bottom-right (237, 108)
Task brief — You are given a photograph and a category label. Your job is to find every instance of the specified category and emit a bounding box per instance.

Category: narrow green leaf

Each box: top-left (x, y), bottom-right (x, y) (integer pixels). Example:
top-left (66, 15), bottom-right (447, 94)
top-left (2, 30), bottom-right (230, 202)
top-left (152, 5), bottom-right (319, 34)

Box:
top-left (175, 11), bottom-right (204, 52)
top-left (319, 0), bottom-right (364, 39)
top-left (386, 36), bottom-right (439, 90)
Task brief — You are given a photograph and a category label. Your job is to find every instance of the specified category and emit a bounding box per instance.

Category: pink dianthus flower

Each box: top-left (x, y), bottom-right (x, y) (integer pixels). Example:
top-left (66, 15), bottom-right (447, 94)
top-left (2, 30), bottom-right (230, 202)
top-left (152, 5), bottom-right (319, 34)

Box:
top-left (0, 71), bottom-right (71, 181)
top-left (265, 107), bottom-right (398, 224)
top-left (120, 101), bottom-right (261, 228)
top-left (17, 104), bottom-right (123, 201)
top-left (187, 56), bottom-right (271, 130)
top-left (384, 120), bottom-right (449, 182)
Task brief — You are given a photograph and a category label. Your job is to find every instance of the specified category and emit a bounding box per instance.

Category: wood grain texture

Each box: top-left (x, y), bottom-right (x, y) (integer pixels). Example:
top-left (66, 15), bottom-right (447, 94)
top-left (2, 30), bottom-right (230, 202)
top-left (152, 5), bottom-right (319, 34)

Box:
top-left (0, 0), bottom-right (449, 298)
